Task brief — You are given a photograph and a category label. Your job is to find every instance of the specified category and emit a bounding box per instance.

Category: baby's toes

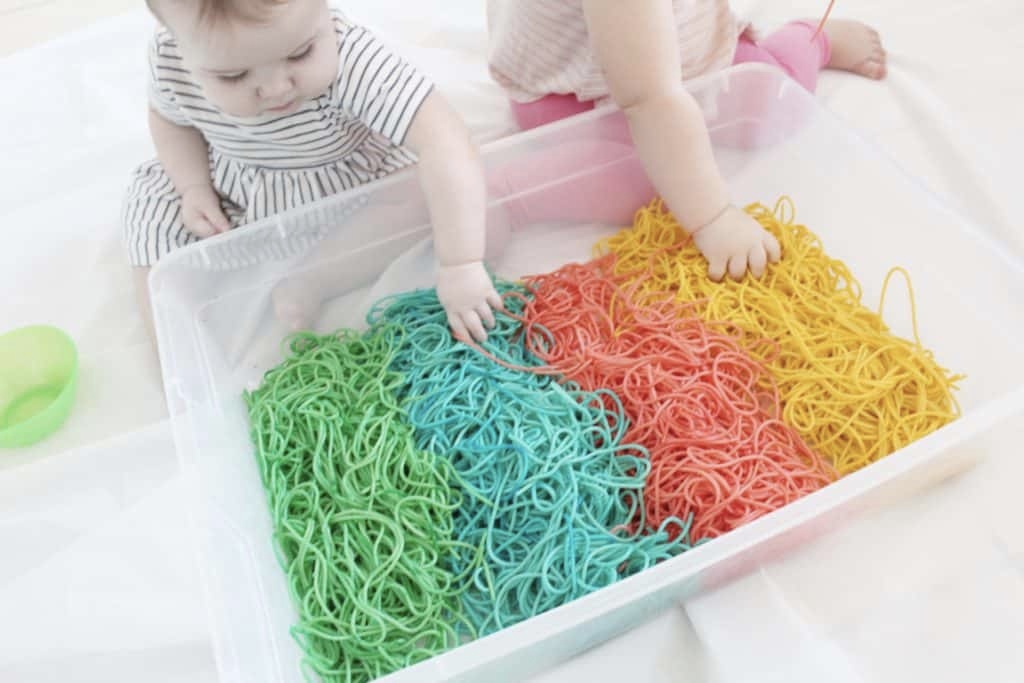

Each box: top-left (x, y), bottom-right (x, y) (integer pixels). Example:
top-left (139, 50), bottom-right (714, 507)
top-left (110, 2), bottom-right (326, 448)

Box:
top-left (871, 50), bottom-right (888, 77)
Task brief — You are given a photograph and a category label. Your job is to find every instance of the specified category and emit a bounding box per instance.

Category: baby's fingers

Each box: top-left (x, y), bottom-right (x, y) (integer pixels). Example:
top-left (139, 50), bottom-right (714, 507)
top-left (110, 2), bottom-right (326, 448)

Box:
top-left (486, 289), bottom-right (505, 312)
top-left (462, 311), bottom-right (489, 343)
top-left (707, 255), bottom-right (727, 282)
top-left (448, 313), bottom-right (471, 343)
top-left (203, 206), bottom-right (231, 234)
top-left (727, 252), bottom-right (748, 281)
top-left (476, 302), bottom-right (496, 330)
top-left (764, 232), bottom-right (782, 263)
top-left (186, 216), bottom-right (218, 239)
top-left (747, 244), bottom-right (768, 278)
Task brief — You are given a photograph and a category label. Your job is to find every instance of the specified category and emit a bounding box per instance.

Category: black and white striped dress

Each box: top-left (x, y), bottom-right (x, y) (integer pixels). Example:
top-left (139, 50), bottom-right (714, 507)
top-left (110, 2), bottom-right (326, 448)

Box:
top-left (122, 9), bottom-right (433, 266)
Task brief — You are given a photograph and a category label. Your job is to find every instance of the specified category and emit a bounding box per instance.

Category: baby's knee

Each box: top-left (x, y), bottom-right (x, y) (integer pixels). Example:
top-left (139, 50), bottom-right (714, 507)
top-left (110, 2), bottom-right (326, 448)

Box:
top-left (122, 161), bottom-right (191, 267)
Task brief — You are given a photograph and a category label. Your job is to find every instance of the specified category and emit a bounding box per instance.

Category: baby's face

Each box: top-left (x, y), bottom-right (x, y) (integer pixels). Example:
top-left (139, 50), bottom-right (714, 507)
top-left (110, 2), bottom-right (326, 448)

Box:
top-left (163, 0), bottom-right (336, 118)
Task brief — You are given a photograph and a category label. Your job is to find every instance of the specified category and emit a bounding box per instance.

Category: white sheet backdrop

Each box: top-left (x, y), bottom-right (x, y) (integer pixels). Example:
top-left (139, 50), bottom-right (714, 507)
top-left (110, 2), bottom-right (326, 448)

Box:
top-left (2, 1), bottom-right (1023, 681)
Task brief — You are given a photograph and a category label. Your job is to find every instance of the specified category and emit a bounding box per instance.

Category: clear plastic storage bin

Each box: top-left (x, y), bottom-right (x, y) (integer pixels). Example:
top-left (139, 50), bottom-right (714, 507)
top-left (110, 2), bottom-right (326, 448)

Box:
top-left (150, 64), bottom-right (1024, 683)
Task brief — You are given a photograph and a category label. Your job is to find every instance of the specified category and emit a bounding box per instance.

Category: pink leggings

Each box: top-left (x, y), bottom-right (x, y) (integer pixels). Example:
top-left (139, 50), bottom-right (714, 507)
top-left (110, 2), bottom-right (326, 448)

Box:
top-left (490, 22), bottom-right (830, 230)
top-left (510, 21), bottom-right (830, 130)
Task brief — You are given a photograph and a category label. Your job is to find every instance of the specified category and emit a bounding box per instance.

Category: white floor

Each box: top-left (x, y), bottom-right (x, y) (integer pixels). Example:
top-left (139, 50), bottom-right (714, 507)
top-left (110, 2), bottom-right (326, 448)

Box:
top-left (0, 0), bottom-right (136, 56)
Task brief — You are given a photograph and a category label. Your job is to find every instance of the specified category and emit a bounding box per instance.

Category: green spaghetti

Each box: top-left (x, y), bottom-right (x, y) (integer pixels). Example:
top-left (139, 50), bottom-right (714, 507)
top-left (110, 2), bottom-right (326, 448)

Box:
top-left (245, 329), bottom-right (470, 683)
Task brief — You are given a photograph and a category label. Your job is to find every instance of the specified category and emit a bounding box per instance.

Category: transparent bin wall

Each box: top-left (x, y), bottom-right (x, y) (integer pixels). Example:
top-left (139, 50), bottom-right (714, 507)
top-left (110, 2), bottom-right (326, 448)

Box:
top-left (149, 65), bottom-right (1024, 683)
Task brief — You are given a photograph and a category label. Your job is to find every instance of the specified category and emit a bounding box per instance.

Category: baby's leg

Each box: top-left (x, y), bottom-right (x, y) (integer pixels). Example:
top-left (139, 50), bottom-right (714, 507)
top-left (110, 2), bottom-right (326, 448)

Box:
top-left (734, 20), bottom-right (885, 92)
top-left (509, 93), bottom-right (630, 142)
top-left (489, 140), bottom-right (653, 230)
top-left (733, 22), bottom-right (831, 92)
top-left (510, 94), bottom-right (596, 130)
top-left (496, 95), bottom-right (652, 229)
top-left (122, 159), bottom-right (199, 357)
top-left (123, 159), bottom-right (199, 266)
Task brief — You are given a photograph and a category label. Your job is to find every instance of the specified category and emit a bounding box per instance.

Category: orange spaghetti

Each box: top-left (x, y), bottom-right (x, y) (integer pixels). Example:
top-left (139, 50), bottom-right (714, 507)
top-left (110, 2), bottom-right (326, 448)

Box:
top-left (509, 256), bottom-right (835, 540)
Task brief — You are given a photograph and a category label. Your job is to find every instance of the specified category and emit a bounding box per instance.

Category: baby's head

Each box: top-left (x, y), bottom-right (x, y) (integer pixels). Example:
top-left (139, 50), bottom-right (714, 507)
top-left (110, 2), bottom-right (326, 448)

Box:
top-left (147, 0), bottom-right (336, 118)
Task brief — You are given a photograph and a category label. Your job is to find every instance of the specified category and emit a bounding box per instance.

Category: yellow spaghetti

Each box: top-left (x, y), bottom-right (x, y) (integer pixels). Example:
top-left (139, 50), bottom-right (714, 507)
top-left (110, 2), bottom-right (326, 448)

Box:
top-left (596, 197), bottom-right (962, 475)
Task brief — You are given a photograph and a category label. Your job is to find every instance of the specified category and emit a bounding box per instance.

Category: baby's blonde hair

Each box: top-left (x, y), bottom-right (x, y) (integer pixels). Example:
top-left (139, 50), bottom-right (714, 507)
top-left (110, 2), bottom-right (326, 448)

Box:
top-left (146, 0), bottom-right (288, 27)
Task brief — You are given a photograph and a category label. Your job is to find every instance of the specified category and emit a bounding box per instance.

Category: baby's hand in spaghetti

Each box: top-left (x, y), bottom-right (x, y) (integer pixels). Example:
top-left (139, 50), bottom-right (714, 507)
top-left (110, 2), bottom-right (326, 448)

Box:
top-left (181, 183), bottom-right (230, 239)
top-left (437, 261), bottom-right (505, 343)
top-left (692, 205), bottom-right (781, 281)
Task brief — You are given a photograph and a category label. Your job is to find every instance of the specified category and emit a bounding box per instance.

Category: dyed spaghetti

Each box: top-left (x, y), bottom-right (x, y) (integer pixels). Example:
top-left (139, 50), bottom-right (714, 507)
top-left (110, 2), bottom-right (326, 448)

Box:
top-left (513, 258), bottom-right (834, 540)
top-left (244, 330), bottom-right (467, 683)
top-left (368, 284), bottom-right (692, 635)
top-left (597, 198), bottom-right (962, 474)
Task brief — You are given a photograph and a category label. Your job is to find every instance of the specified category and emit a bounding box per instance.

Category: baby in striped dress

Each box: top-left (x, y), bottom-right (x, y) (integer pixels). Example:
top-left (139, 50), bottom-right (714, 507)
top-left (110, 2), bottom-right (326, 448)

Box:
top-left (125, 0), bottom-right (502, 343)
top-left (488, 1), bottom-right (887, 281)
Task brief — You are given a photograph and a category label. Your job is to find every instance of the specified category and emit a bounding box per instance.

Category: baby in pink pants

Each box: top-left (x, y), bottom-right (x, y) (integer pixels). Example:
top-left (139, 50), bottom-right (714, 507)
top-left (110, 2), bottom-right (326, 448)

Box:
top-left (487, 1), bottom-right (886, 281)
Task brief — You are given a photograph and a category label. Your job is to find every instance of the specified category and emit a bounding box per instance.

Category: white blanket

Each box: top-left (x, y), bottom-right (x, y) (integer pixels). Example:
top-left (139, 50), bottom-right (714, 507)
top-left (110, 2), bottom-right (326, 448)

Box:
top-left (2, 1), bottom-right (1023, 681)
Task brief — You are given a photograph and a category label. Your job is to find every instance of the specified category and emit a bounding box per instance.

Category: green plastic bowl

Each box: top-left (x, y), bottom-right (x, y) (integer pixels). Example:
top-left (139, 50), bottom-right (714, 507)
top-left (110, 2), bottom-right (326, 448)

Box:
top-left (0, 325), bottom-right (78, 448)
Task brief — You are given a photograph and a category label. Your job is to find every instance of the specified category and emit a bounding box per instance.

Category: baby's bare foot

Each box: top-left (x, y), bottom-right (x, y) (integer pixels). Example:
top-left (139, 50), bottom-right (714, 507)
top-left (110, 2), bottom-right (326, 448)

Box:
top-left (823, 19), bottom-right (887, 79)
top-left (272, 277), bottom-right (322, 332)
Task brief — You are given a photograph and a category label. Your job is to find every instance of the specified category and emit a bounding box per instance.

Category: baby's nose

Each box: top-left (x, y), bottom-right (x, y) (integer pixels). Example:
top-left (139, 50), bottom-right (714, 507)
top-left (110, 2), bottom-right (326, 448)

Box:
top-left (258, 69), bottom-right (293, 100)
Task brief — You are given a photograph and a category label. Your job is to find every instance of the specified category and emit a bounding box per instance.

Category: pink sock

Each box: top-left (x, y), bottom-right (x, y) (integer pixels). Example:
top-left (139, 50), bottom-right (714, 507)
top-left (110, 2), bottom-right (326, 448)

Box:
top-left (733, 21), bottom-right (831, 92)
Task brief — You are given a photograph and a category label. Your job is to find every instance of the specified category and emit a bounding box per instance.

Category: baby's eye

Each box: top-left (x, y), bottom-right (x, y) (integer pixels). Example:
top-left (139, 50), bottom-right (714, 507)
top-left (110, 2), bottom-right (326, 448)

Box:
top-left (217, 71), bottom-right (248, 83)
top-left (288, 43), bottom-right (315, 61)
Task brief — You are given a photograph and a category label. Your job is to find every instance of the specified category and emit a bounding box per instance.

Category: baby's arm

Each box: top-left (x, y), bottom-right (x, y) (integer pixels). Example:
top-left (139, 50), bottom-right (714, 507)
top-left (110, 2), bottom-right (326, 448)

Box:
top-left (148, 109), bottom-right (228, 237)
top-left (582, 0), bottom-right (780, 280)
top-left (403, 91), bottom-right (503, 343)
